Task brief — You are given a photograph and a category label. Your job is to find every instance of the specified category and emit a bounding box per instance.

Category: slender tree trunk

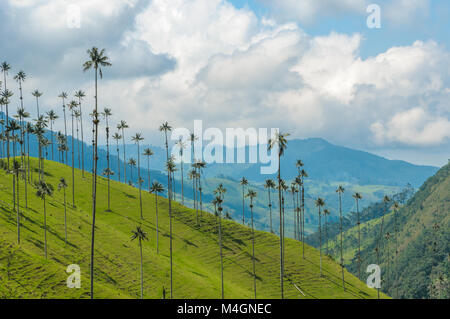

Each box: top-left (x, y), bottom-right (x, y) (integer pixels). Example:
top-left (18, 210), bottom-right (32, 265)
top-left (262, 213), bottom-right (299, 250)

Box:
top-left (140, 238), bottom-right (144, 299)
top-left (376, 203), bottom-right (387, 299)
top-left (250, 201), bottom-right (256, 299)
top-left (218, 204), bottom-right (224, 299)
top-left (155, 195), bottom-right (159, 254)
top-left (16, 173), bottom-right (20, 245)
top-left (78, 97), bottom-right (85, 177)
top-left (64, 187), bottom-right (67, 244)
top-left (106, 119), bottom-right (110, 211)
top-left (164, 131), bottom-right (173, 299)
top-left (277, 154), bottom-right (283, 299)
top-left (63, 101), bottom-right (68, 164)
top-left (302, 184), bottom-right (305, 259)
top-left (147, 156), bottom-right (151, 192)
top-left (339, 193), bottom-right (345, 290)
top-left (268, 189), bottom-right (273, 233)
top-left (90, 67), bottom-right (99, 299)
top-left (356, 198), bottom-right (361, 280)
top-left (319, 206), bottom-right (322, 276)
top-left (122, 130), bottom-right (126, 183)
top-left (137, 142), bottom-right (143, 219)
top-left (116, 139), bottom-right (120, 182)
top-left (71, 109), bottom-right (75, 208)
top-left (242, 185), bottom-right (245, 224)
top-left (44, 196), bottom-right (47, 259)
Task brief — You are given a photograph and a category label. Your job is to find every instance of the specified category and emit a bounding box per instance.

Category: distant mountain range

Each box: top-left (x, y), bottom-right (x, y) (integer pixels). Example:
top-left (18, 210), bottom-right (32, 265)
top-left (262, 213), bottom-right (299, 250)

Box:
top-left (101, 137), bottom-right (438, 188)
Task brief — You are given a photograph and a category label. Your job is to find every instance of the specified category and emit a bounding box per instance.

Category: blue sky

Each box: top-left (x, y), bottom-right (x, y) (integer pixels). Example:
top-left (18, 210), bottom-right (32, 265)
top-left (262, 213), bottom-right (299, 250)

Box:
top-left (0, 0), bottom-right (449, 166)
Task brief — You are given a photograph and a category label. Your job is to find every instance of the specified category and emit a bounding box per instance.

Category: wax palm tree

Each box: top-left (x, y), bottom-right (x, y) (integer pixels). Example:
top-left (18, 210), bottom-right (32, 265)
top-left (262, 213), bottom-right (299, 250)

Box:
top-left (315, 197), bottom-right (325, 276)
top-left (385, 232), bottom-right (391, 289)
top-left (323, 209), bottom-right (330, 255)
top-left (131, 225), bottom-right (149, 299)
top-left (31, 89), bottom-right (42, 118)
top-left (194, 160), bottom-right (206, 216)
top-left (376, 195), bottom-right (391, 299)
top-left (246, 189), bottom-right (258, 299)
top-left (268, 131), bottom-right (289, 299)
top-left (143, 147), bottom-right (153, 192)
top-left (68, 100), bottom-right (78, 208)
top-left (167, 157), bottom-right (177, 202)
top-left (15, 108), bottom-right (29, 208)
top-left (132, 133), bottom-right (145, 219)
top-left (353, 192), bottom-right (363, 279)
top-left (117, 120), bottom-right (129, 183)
top-left (83, 46), bottom-right (111, 299)
top-left (290, 183), bottom-right (297, 239)
top-left (212, 196), bottom-right (225, 299)
top-left (392, 201), bottom-right (400, 298)
top-left (58, 92), bottom-right (69, 163)
top-left (11, 160), bottom-right (22, 244)
top-left (279, 180), bottom-right (288, 264)
top-left (40, 137), bottom-right (51, 176)
top-left (300, 169), bottom-right (308, 258)
top-left (159, 121), bottom-right (173, 298)
top-left (188, 132), bottom-right (198, 202)
top-left (102, 108), bottom-right (113, 210)
top-left (2, 89), bottom-right (13, 169)
top-left (35, 180), bottom-right (53, 259)
top-left (14, 73), bottom-right (26, 131)
top-left (74, 90), bottom-right (86, 176)
top-left (150, 181), bottom-right (164, 254)
top-left (112, 132), bottom-right (122, 181)
top-left (336, 185), bottom-right (345, 289)
top-left (45, 110), bottom-right (58, 161)
top-left (175, 138), bottom-right (186, 204)
top-left (264, 179), bottom-right (275, 233)
top-left (214, 183), bottom-right (227, 201)
top-left (240, 177), bottom-right (248, 225)
top-left (58, 177), bottom-right (68, 244)
top-left (74, 110), bottom-right (81, 168)
top-left (188, 168), bottom-right (198, 214)
top-left (128, 158), bottom-right (137, 184)
top-left (25, 123), bottom-right (34, 181)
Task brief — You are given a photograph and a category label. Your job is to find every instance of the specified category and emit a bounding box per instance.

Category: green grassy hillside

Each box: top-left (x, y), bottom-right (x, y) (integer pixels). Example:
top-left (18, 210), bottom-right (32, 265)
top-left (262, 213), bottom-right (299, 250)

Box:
top-left (321, 163), bottom-right (449, 298)
top-left (0, 158), bottom-right (386, 299)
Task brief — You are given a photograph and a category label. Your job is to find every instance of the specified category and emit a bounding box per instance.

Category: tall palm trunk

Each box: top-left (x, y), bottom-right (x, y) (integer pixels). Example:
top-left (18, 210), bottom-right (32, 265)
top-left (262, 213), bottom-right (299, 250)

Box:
top-left (338, 193), bottom-right (345, 289)
top-left (121, 130), bottom-right (126, 183)
top-left (164, 131), bottom-right (173, 299)
top-left (292, 192), bottom-right (296, 239)
top-left (62, 101), bottom-right (68, 164)
top-left (71, 109), bottom-right (75, 208)
top-left (116, 138), bottom-right (120, 182)
top-left (137, 142), bottom-right (143, 219)
top-left (302, 184), bottom-right (305, 259)
top-left (356, 198), bottom-right (361, 279)
top-left (242, 185), bottom-right (245, 224)
top-left (15, 172), bottom-right (20, 245)
top-left (268, 188), bottom-right (273, 233)
top-left (90, 67), bottom-right (99, 299)
top-left (63, 186), bottom-right (67, 244)
top-left (139, 238), bottom-right (144, 299)
top-left (105, 118), bottom-right (110, 211)
top-left (155, 195), bottom-right (159, 254)
top-left (44, 194), bottom-right (47, 259)
top-left (250, 200), bottom-right (256, 299)
top-left (277, 154), bottom-right (283, 299)
top-left (78, 97), bottom-right (85, 177)
top-left (50, 121), bottom-right (54, 161)
top-left (318, 206), bottom-right (322, 276)
top-left (217, 204), bottom-right (224, 299)
top-left (376, 202), bottom-right (388, 299)
top-left (180, 156), bottom-right (184, 205)
top-left (324, 213), bottom-right (328, 255)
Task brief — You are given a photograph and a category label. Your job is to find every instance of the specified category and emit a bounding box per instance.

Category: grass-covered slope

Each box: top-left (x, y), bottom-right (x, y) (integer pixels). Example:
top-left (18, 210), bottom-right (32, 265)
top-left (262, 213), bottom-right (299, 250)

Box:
top-left (0, 158), bottom-right (385, 299)
top-left (322, 163), bottom-right (449, 298)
